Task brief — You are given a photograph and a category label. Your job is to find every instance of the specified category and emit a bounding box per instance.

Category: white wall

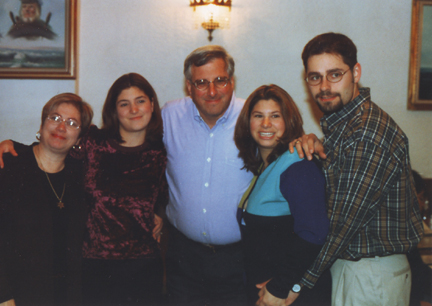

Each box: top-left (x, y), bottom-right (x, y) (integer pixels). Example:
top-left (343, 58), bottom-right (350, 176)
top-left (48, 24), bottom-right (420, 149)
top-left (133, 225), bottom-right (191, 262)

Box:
top-left (1, 0), bottom-right (431, 177)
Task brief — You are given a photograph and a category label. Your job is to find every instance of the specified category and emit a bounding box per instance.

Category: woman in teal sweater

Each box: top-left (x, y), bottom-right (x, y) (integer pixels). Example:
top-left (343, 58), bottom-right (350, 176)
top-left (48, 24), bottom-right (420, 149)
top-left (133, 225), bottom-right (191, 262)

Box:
top-left (234, 84), bottom-right (331, 306)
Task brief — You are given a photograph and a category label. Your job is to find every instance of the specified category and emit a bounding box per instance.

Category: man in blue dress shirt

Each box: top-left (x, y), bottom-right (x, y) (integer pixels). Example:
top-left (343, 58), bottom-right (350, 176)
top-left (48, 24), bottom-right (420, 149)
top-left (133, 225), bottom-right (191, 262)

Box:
top-left (162, 45), bottom-right (253, 305)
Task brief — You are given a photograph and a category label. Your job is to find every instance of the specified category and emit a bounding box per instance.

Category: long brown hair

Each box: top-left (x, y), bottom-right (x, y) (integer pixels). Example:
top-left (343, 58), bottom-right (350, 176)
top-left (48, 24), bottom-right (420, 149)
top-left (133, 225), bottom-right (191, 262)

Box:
top-left (101, 73), bottom-right (163, 144)
top-left (234, 84), bottom-right (304, 175)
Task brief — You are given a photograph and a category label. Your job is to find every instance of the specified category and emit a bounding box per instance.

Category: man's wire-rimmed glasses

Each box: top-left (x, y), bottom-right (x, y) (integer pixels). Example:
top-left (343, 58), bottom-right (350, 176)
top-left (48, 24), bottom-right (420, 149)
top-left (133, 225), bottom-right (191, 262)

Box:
top-left (305, 69), bottom-right (350, 86)
top-left (192, 76), bottom-right (231, 91)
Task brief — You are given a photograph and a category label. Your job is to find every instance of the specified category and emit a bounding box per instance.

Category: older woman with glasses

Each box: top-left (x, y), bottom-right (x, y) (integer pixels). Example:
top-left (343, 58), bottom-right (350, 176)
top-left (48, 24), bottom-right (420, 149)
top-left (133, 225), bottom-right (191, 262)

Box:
top-left (0, 73), bottom-right (168, 306)
top-left (0, 93), bottom-right (93, 306)
top-left (234, 84), bottom-right (331, 306)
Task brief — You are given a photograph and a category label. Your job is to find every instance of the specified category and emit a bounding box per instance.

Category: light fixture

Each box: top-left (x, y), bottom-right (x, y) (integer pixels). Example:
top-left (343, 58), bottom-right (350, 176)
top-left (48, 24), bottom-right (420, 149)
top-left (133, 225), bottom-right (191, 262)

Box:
top-left (190, 0), bottom-right (232, 41)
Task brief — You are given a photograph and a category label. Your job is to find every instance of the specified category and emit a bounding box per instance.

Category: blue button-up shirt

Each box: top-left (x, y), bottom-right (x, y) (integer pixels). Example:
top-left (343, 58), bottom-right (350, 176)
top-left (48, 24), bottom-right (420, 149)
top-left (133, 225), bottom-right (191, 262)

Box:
top-left (162, 93), bottom-right (253, 244)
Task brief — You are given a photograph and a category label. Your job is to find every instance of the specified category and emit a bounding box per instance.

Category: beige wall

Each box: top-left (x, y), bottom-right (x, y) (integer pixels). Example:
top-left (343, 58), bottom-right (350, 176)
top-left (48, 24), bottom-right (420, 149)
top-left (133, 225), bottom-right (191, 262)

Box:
top-left (1, 0), bottom-right (431, 177)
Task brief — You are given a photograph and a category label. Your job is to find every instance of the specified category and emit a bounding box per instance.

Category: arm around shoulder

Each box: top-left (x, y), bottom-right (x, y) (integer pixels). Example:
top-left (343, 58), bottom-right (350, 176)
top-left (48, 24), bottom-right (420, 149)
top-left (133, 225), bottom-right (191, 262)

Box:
top-left (0, 140), bottom-right (18, 169)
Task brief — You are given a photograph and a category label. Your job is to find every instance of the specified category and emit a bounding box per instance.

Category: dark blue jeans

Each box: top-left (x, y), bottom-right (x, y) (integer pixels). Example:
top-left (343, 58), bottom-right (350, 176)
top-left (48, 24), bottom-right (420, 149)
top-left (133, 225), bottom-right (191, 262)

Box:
top-left (166, 224), bottom-right (247, 306)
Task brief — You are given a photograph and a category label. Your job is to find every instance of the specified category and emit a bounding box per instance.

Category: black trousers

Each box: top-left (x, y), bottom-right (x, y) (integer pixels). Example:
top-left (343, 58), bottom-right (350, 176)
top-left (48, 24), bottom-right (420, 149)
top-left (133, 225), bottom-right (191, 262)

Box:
top-left (82, 257), bottom-right (164, 306)
top-left (165, 224), bottom-right (247, 306)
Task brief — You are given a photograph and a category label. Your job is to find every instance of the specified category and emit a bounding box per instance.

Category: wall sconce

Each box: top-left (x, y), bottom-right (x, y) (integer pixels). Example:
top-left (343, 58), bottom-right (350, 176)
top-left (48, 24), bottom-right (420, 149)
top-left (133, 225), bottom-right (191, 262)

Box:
top-left (190, 0), bottom-right (232, 41)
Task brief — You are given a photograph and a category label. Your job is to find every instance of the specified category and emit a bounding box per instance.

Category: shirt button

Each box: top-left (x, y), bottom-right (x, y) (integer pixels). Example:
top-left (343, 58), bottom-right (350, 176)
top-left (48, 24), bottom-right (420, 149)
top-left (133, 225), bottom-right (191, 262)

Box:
top-left (210, 133), bottom-right (214, 137)
top-left (207, 157), bottom-right (211, 162)
top-left (205, 183), bottom-right (209, 187)
top-left (203, 232), bottom-right (207, 236)
top-left (203, 209), bottom-right (207, 213)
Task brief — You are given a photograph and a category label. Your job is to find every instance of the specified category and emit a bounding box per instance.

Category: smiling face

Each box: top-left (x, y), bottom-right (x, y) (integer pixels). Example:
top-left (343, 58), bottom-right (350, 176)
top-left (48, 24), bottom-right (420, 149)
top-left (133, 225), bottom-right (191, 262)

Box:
top-left (116, 86), bottom-right (154, 143)
top-left (40, 103), bottom-right (81, 155)
top-left (186, 58), bottom-right (234, 128)
top-left (250, 99), bottom-right (286, 164)
top-left (306, 53), bottom-right (361, 115)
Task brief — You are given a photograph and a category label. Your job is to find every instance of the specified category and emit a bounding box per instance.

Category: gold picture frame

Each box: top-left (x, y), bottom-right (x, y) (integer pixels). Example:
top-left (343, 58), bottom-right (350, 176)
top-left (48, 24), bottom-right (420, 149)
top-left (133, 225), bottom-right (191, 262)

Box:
top-left (0, 0), bottom-right (77, 79)
top-left (408, 0), bottom-right (432, 110)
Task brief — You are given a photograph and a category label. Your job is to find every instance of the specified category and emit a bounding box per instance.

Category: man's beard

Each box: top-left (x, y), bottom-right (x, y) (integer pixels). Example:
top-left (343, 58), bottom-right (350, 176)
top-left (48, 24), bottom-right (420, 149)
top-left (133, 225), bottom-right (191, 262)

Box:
top-left (314, 91), bottom-right (344, 115)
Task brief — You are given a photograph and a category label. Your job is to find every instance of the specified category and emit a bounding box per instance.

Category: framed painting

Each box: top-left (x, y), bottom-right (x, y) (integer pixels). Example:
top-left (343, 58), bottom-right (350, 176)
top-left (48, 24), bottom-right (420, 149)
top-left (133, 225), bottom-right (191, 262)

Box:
top-left (408, 0), bottom-right (432, 110)
top-left (0, 0), bottom-right (76, 79)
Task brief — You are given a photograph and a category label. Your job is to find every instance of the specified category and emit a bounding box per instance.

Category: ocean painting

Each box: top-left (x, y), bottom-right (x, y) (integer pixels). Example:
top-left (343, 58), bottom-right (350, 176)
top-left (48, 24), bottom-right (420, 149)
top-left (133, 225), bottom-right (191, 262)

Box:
top-left (0, 0), bottom-right (74, 78)
top-left (0, 48), bottom-right (65, 69)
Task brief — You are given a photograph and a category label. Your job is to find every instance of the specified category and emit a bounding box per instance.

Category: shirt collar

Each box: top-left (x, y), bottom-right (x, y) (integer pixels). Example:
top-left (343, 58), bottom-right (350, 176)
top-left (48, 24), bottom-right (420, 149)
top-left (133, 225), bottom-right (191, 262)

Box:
top-left (321, 87), bottom-right (370, 134)
top-left (192, 92), bottom-right (237, 127)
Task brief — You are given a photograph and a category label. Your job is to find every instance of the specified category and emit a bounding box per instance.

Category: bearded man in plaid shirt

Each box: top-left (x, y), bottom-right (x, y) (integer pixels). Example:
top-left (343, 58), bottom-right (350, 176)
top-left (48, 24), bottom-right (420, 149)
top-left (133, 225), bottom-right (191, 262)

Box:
top-left (280, 33), bottom-right (424, 306)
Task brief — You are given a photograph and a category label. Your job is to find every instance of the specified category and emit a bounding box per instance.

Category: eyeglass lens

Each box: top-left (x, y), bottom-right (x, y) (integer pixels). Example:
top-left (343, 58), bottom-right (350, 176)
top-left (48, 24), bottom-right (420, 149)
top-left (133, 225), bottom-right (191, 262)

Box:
top-left (194, 77), bottom-right (230, 90)
top-left (47, 115), bottom-right (80, 129)
top-left (306, 69), bottom-right (349, 85)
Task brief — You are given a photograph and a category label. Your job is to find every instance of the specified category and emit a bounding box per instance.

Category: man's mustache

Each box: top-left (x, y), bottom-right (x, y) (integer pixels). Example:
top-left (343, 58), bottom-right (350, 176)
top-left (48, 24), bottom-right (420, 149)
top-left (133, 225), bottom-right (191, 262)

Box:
top-left (316, 91), bottom-right (340, 100)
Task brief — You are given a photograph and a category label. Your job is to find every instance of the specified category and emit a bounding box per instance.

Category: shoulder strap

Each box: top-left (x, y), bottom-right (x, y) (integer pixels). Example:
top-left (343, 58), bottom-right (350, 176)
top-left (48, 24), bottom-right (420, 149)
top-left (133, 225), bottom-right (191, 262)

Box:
top-left (238, 163), bottom-right (263, 210)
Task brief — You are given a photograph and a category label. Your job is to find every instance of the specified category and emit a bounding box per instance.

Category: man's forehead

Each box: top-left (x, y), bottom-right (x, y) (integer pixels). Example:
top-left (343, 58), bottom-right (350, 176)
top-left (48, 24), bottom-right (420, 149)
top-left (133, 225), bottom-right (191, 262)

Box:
top-left (191, 58), bottom-right (228, 78)
top-left (306, 53), bottom-right (347, 72)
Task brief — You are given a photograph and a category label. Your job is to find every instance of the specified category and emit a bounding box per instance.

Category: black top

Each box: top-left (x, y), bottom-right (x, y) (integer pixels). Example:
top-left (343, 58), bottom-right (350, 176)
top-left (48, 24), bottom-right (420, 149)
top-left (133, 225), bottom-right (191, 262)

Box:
top-left (0, 142), bottom-right (87, 306)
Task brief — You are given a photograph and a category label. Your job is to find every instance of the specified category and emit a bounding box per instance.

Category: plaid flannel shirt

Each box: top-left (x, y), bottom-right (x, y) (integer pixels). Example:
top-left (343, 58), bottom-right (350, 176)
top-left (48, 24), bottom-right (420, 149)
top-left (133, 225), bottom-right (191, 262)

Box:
top-left (301, 87), bottom-right (423, 288)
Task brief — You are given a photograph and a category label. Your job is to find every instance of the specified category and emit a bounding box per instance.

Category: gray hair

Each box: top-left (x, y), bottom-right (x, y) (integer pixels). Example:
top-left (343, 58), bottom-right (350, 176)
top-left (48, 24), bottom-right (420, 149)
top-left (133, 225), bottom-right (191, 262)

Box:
top-left (184, 45), bottom-right (235, 81)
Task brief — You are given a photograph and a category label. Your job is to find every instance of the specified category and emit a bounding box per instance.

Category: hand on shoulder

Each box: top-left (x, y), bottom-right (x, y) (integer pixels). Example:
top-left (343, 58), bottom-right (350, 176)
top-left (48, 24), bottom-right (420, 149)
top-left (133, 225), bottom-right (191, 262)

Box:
top-left (288, 134), bottom-right (326, 161)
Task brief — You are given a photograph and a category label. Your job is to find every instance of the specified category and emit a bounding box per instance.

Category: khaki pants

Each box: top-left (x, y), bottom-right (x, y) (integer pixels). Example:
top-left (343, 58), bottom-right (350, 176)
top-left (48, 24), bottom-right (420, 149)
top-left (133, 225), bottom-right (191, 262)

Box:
top-left (330, 254), bottom-right (411, 306)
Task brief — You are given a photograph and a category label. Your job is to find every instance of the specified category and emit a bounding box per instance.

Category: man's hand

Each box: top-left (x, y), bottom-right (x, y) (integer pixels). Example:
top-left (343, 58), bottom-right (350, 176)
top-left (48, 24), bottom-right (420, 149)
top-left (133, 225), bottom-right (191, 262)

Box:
top-left (0, 299), bottom-right (16, 306)
top-left (255, 281), bottom-right (288, 306)
top-left (152, 214), bottom-right (163, 243)
top-left (255, 280), bottom-right (301, 306)
top-left (0, 140), bottom-right (17, 169)
top-left (288, 134), bottom-right (326, 160)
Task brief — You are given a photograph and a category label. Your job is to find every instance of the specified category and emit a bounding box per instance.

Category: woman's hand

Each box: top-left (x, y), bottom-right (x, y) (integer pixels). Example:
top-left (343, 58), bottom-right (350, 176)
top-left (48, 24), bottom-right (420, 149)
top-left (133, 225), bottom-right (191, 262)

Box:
top-left (288, 134), bottom-right (326, 161)
top-left (152, 214), bottom-right (163, 243)
top-left (0, 140), bottom-right (17, 169)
